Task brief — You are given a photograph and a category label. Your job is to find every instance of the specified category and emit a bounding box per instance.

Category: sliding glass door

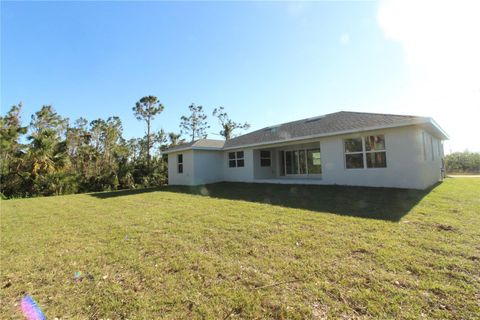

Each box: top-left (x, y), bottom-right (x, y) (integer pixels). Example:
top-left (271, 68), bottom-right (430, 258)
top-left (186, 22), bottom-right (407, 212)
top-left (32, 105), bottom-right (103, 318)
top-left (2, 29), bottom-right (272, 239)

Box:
top-left (282, 148), bottom-right (321, 175)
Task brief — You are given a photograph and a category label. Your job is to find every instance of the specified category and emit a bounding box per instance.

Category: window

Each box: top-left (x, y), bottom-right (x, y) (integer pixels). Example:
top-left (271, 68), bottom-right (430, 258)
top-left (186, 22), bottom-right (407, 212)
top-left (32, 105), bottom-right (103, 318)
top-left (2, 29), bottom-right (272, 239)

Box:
top-left (365, 135), bottom-right (386, 168)
top-left (344, 135), bottom-right (387, 169)
top-left (282, 148), bottom-right (321, 175)
top-left (177, 154), bottom-right (183, 173)
top-left (228, 151), bottom-right (244, 168)
top-left (279, 151), bottom-right (285, 176)
top-left (260, 150), bottom-right (271, 167)
top-left (307, 149), bottom-right (322, 174)
top-left (344, 137), bottom-right (364, 169)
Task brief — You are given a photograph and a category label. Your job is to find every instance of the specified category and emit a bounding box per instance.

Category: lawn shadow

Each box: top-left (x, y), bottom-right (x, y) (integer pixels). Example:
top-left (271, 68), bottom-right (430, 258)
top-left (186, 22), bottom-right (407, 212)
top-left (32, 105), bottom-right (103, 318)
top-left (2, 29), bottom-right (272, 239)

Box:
top-left (90, 182), bottom-right (439, 222)
top-left (164, 182), bottom-right (438, 222)
top-left (89, 187), bottom-right (163, 199)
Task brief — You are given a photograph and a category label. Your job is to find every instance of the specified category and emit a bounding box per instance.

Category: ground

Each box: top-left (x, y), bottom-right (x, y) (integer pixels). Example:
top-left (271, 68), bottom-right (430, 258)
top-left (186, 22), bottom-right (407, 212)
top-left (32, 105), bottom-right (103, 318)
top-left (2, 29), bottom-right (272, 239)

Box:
top-left (1, 178), bottom-right (479, 319)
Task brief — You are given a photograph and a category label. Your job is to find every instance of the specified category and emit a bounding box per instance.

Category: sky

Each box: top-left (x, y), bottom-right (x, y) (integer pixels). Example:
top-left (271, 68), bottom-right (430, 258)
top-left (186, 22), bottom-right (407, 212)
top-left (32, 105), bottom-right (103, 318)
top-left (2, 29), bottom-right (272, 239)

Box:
top-left (1, 0), bottom-right (479, 153)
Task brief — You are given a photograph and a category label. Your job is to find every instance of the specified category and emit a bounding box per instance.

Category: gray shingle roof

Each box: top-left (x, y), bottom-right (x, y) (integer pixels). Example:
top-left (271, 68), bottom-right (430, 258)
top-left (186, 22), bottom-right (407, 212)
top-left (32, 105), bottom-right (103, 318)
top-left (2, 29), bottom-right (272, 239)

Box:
top-left (224, 111), bottom-right (427, 149)
top-left (165, 138), bottom-right (225, 153)
top-left (165, 111), bottom-right (434, 153)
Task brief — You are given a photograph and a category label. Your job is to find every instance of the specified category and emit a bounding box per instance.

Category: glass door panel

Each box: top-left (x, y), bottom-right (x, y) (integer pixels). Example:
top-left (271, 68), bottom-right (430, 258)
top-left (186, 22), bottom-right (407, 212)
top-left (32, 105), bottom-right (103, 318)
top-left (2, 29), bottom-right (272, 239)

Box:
top-left (299, 150), bottom-right (307, 174)
top-left (292, 151), bottom-right (299, 174)
top-left (285, 151), bottom-right (293, 174)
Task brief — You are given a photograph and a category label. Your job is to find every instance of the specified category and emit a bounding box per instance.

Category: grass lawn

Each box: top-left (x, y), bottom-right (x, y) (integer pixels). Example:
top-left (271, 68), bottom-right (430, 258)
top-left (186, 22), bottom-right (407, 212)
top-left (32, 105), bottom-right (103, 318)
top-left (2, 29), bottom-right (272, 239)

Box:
top-left (1, 178), bottom-right (479, 319)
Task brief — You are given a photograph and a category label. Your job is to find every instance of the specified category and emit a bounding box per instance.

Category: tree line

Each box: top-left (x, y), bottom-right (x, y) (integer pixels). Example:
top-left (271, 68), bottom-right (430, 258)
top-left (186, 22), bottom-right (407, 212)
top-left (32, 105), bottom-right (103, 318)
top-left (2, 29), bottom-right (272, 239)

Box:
top-left (445, 151), bottom-right (480, 174)
top-left (0, 97), bottom-right (249, 198)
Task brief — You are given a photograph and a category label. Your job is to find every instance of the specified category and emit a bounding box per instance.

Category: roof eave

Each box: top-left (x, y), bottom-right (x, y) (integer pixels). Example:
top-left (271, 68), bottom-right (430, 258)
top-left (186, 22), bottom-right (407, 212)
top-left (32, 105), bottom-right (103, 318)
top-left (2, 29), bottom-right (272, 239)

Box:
top-left (163, 146), bottom-right (224, 154)
top-left (427, 118), bottom-right (449, 140)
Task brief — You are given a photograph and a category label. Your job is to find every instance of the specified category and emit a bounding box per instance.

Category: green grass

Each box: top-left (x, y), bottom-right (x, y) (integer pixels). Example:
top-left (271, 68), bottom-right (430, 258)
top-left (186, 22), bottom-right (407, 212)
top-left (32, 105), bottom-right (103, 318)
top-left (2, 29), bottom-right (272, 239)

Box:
top-left (1, 179), bottom-right (479, 319)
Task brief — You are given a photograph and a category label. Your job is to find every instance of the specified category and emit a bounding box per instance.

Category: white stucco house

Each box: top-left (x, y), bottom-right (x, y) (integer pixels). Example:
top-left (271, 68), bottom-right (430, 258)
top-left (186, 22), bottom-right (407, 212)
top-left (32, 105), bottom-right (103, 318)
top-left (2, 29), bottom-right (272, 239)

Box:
top-left (164, 111), bottom-right (448, 189)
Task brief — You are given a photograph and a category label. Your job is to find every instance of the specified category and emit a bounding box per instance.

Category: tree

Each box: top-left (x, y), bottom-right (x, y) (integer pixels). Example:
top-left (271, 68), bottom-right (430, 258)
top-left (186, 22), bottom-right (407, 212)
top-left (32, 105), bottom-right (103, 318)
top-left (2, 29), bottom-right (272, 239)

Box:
top-left (0, 103), bottom-right (28, 196)
top-left (167, 132), bottom-right (184, 147)
top-left (180, 104), bottom-right (209, 142)
top-left (22, 105), bottom-right (71, 195)
top-left (0, 101), bottom-right (171, 198)
top-left (66, 117), bottom-right (92, 175)
top-left (132, 96), bottom-right (164, 171)
top-left (445, 151), bottom-right (480, 173)
top-left (30, 105), bottom-right (68, 138)
top-left (212, 107), bottom-right (250, 140)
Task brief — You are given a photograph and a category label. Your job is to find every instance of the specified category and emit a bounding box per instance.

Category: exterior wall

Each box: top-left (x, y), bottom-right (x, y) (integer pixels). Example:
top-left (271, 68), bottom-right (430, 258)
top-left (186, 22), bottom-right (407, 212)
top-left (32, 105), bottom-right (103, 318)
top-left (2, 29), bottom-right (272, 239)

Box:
top-left (414, 128), bottom-right (444, 189)
top-left (318, 125), bottom-right (442, 189)
top-left (253, 149), bottom-right (277, 179)
top-left (167, 150), bottom-right (195, 185)
top-left (167, 125), bottom-right (444, 189)
top-left (167, 150), bottom-right (224, 186)
top-left (223, 149), bottom-right (255, 182)
top-left (192, 150), bottom-right (224, 185)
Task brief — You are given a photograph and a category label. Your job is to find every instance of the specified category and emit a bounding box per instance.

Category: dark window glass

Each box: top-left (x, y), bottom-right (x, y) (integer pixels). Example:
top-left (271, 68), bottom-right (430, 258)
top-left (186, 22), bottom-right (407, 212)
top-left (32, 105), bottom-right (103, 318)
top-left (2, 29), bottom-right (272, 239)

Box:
top-left (292, 151), bottom-right (299, 174)
top-left (228, 152), bottom-right (236, 160)
top-left (280, 151), bottom-right (285, 176)
top-left (366, 152), bottom-right (387, 168)
top-left (260, 158), bottom-right (271, 167)
top-left (177, 154), bottom-right (183, 173)
top-left (260, 150), bottom-right (271, 167)
top-left (237, 159), bottom-right (245, 167)
top-left (346, 154), bottom-right (364, 169)
top-left (229, 160), bottom-right (236, 167)
top-left (299, 150), bottom-right (307, 174)
top-left (307, 149), bottom-right (321, 174)
top-left (236, 151), bottom-right (244, 159)
top-left (344, 138), bottom-right (363, 153)
top-left (365, 135), bottom-right (385, 151)
top-left (285, 151), bottom-right (293, 174)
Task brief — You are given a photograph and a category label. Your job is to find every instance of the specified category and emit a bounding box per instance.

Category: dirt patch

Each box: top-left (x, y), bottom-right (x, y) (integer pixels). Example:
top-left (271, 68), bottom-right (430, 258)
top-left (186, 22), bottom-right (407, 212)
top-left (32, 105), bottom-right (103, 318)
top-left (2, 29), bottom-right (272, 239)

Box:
top-left (436, 224), bottom-right (456, 232)
top-left (351, 248), bottom-right (370, 255)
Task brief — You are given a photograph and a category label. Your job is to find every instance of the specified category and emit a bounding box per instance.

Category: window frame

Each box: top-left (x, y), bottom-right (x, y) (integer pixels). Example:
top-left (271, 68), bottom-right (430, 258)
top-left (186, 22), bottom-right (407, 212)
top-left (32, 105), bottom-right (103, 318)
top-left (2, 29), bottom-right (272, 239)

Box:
top-left (228, 151), bottom-right (245, 168)
top-left (260, 150), bottom-right (271, 167)
top-left (177, 154), bottom-right (183, 174)
top-left (344, 137), bottom-right (365, 169)
top-left (344, 135), bottom-right (387, 169)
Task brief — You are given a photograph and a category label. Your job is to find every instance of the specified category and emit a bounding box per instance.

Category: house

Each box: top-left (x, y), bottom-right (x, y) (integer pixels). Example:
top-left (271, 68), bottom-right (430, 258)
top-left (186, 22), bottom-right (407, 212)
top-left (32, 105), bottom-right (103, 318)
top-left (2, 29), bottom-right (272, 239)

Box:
top-left (164, 111), bottom-right (448, 189)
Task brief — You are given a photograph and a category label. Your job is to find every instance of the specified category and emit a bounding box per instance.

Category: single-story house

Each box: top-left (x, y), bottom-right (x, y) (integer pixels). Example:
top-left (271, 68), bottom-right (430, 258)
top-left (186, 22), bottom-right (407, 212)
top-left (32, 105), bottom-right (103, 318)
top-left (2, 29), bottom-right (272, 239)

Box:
top-left (164, 111), bottom-right (448, 189)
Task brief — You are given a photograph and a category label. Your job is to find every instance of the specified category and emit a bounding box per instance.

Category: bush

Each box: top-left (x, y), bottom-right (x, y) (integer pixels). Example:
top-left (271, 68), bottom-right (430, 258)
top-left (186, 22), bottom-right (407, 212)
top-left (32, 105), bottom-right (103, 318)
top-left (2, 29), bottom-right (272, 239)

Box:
top-left (445, 151), bottom-right (480, 174)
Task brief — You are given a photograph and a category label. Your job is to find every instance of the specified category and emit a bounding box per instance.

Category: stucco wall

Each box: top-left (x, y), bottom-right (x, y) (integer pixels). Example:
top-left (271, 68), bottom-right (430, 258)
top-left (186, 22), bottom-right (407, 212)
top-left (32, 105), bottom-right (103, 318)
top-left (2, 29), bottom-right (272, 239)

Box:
top-left (192, 150), bottom-right (224, 185)
top-left (167, 150), bottom-right (194, 185)
top-left (318, 125), bottom-right (442, 189)
top-left (223, 149), bottom-right (254, 182)
top-left (414, 128), bottom-right (444, 189)
top-left (252, 149), bottom-right (277, 179)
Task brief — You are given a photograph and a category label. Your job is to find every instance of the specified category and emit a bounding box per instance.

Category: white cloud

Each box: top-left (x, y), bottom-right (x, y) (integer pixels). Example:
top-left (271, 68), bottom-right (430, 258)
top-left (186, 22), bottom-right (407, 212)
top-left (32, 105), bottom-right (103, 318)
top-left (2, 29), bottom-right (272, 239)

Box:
top-left (339, 33), bottom-right (350, 46)
top-left (377, 0), bottom-right (480, 152)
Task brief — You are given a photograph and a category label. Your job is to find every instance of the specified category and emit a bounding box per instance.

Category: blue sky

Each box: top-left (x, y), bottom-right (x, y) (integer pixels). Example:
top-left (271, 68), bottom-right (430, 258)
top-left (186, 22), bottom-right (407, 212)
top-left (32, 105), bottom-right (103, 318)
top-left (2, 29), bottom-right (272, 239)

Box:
top-left (2, 1), bottom-right (479, 152)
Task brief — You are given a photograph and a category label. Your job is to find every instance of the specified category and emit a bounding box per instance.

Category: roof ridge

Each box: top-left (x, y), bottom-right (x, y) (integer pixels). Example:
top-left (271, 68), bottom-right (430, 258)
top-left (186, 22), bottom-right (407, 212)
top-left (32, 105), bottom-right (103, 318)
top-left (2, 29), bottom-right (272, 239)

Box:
top-left (337, 110), bottom-right (425, 118)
